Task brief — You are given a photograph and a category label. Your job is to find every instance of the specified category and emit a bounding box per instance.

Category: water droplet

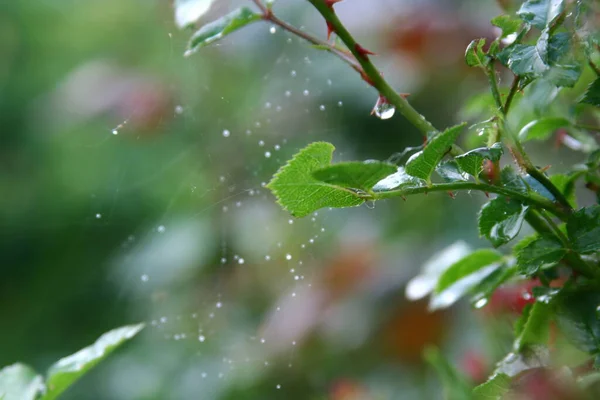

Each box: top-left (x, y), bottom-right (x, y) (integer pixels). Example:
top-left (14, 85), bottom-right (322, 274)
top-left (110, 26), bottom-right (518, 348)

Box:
top-left (265, 151), bottom-right (272, 158)
top-left (265, 255), bottom-right (271, 261)
top-left (201, 372), bottom-right (207, 378)
top-left (112, 129), bottom-right (118, 135)
top-left (522, 291), bottom-right (532, 301)
top-left (337, 101), bottom-right (343, 107)
top-left (174, 105), bottom-right (184, 114)
top-left (303, 90), bottom-right (310, 96)
top-left (157, 225), bottom-right (166, 233)
top-left (265, 102), bottom-right (272, 109)
top-left (269, 26), bottom-right (276, 34)
top-left (141, 274), bottom-right (149, 282)
top-left (222, 129), bottom-right (231, 137)
top-left (294, 276), bottom-right (299, 280)
top-left (288, 219), bottom-right (294, 224)
top-left (95, 213), bottom-right (102, 219)
top-left (220, 257), bottom-right (227, 264)
top-left (216, 302), bottom-right (222, 308)
top-left (372, 97), bottom-right (396, 120)
top-left (474, 298), bottom-right (488, 309)
top-left (285, 90), bottom-right (292, 97)
top-left (238, 258), bottom-right (245, 264)
top-left (290, 70), bottom-right (297, 77)
top-left (596, 305), bottom-right (600, 319)
top-left (276, 384), bottom-right (281, 389)
top-left (160, 316), bottom-right (167, 323)
top-left (319, 105), bottom-right (326, 111)
top-left (199, 335), bottom-right (206, 342)
top-left (260, 338), bottom-right (266, 343)
top-left (258, 140), bottom-right (265, 147)
top-left (286, 254), bottom-right (292, 260)
top-left (291, 292), bottom-right (296, 297)
top-left (274, 144), bottom-right (281, 151)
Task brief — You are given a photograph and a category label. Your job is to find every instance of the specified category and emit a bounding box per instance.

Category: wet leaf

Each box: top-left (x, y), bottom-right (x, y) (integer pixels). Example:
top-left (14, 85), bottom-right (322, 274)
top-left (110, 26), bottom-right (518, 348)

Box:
top-left (430, 249), bottom-right (504, 310)
top-left (175, 0), bottom-right (217, 29)
top-left (455, 143), bottom-right (503, 179)
top-left (517, 0), bottom-right (565, 29)
top-left (566, 205), bottom-right (600, 254)
top-left (405, 123), bottom-right (465, 184)
top-left (465, 39), bottom-right (488, 68)
top-left (518, 117), bottom-right (571, 141)
top-left (491, 15), bottom-right (522, 39)
top-left (495, 345), bottom-right (550, 377)
top-left (436, 161), bottom-right (470, 183)
top-left (581, 77), bottom-right (600, 107)
top-left (479, 197), bottom-right (529, 247)
top-left (313, 161), bottom-right (397, 192)
top-left (473, 373), bottom-right (511, 400)
top-left (371, 166), bottom-right (425, 192)
top-left (554, 289), bottom-right (600, 353)
top-left (517, 301), bottom-right (551, 350)
top-left (515, 236), bottom-right (566, 276)
top-left (501, 166), bottom-right (528, 194)
top-left (0, 364), bottom-right (43, 400)
top-left (470, 262), bottom-right (517, 308)
top-left (42, 324), bottom-right (144, 400)
top-left (549, 174), bottom-right (577, 207)
top-left (267, 142), bottom-right (365, 217)
top-left (186, 7), bottom-right (262, 55)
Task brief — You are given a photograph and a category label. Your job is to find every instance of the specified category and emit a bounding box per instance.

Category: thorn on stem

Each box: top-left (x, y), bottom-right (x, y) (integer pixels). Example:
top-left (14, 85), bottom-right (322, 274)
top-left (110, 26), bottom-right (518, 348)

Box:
top-left (354, 43), bottom-right (376, 59)
top-left (447, 191), bottom-right (456, 199)
top-left (325, 0), bottom-right (343, 9)
top-left (326, 21), bottom-right (335, 40)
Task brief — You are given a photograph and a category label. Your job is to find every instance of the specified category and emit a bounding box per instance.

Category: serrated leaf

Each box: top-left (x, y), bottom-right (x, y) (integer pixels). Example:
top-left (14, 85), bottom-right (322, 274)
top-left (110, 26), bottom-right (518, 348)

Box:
top-left (430, 249), bottom-right (504, 310)
top-left (267, 142), bottom-right (365, 217)
top-left (405, 123), bottom-right (465, 184)
top-left (566, 205), bottom-right (600, 254)
top-left (312, 161), bottom-right (397, 192)
top-left (175, 0), bottom-right (217, 29)
top-left (501, 166), bottom-right (528, 194)
top-left (0, 364), bottom-right (43, 400)
top-left (549, 174), bottom-right (577, 207)
top-left (581, 78), bottom-right (600, 107)
top-left (517, 301), bottom-right (551, 350)
top-left (406, 241), bottom-right (472, 301)
top-left (42, 324), bottom-right (144, 400)
top-left (554, 289), bottom-right (600, 353)
top-left (371, 166), bottom-right (425, 192)
top-left (436, 161), bottom-right (470, 183)
top-left (516, 236), bottom-right (566, 275)
top-left (455, 143), bottom-right (503, 179)
top-left (479, 197), bottom-right (529, 247)
top-left (185, 7), bottom-right (262, 56)
top-left (473, 373), bottom-right (511, 400)
top-left (492, 15), bottom-right (522, 39)
top-left (517, 0), bottom-right (565, 29)
top-left (518, 117), bottom-right (571, 141)
top-left (465, 38), bottom-right (488, 68)
top-left (424, 347), bottom-right (472, 400)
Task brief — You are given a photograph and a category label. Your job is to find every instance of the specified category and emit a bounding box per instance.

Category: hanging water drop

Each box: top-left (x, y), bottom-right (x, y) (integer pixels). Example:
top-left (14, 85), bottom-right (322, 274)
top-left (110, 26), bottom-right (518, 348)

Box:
top-left (95, 213), bottom-right (102, 219)
top-left (269, 26), bottom-right (276, 34)
top-left (286, 254), bottom-right (292, 260)
top-left (319, 105), bottom-right (326, 111)
top-left (474, 298), bottom-right (488, 309)
top-left (265, 151), bottom-right (272, 158)
top-left (372, 97), bottom-right (396, 120)
top-left (303, 90), bottom-right (310, 96)
top-left (199, 335), bottom-right (206, 342)
top-left (111, 129), bottom-right (118, 135)
top-left (222, 129), bottom-right (231, 137)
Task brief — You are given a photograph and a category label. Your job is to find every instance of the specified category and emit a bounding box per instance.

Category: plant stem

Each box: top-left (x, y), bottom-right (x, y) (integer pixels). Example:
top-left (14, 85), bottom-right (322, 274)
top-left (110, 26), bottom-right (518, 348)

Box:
top-left (306, 0), bottom-right (439, 138)
top-left (487, 62), bottom-right (504, 112)
top-left (503, 76), bottom-right (520, 115)
top-left (365, 182), bottom-right (569, 221)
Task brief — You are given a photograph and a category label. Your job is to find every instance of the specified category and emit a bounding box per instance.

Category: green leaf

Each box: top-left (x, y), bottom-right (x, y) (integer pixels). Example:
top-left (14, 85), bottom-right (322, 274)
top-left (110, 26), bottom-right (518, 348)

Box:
top-left (470, 263), bottom-right (517, 308)
top-left (567, 205), bottom-right (600, 254)
top-left (0, 364), bottom-right (43, 400)
top-left (516, 236), bottom-right (566, 276)
top-left (549, 174), bottom-right (577, 207)
top-left (436, 161), bottom-right (470, 183)
top-left (517, 0), bottom-right (565, 29)
top-left (371, 167), bottom-right (425, 192)
top-left (501, 166), bottom-right (528, 194)
top-left (491, 15), bottom-right (522, 39)
top-left (465, 39), bottom-right (488, 68)
top-left (473, 373), bottom-right (511, 400)
top-left (424, 347), bottom-right (472, 400)
top-left (517, 117), bottom-right (571, 141)
top-left (581, 77), bottom-right (600, 107)
top-left (554, 289), bottom-right (600, 353)
top-left (405, 123), bottom-right (465, 184)
top-left (266, 142), bottom-right (365, 217)
top-left (185, 7), bottom-right (262, 56)
top-left (517, 301), bottom-right (551, 350)
top-left (455, 143), bottom-right (503, 179)
top-left (430, 249), bottom-right (504, 310)
top-left (312, 161), bottom-right (397, 192)
top-left (495, 346), bottom-right (550, 377)
top-left (479, 197), bottom-right (529, 247)
top-left (175, 0), bottom-right (217, 29)
top-left (41, 324), bottom-right (144, 400)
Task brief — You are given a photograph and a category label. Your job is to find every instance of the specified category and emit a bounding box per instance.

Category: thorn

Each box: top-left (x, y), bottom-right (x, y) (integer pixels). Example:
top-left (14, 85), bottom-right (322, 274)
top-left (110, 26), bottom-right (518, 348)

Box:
top-left (326, 21), bottom-right (335, 40)
top-left (354, 43), bottom-right (376, 59)
top-left (484, 192), bottom-right (490, 198)
top-left (447, 191), bottom-right (456, 199)
top-left (325, 0), bottom-right (343, 9)
top-left (401, 196), bottom-right (407, 201)
top-left (540, 165), bottom-right (551, 173)
top-left (399, 93), bottom-right (410, 98)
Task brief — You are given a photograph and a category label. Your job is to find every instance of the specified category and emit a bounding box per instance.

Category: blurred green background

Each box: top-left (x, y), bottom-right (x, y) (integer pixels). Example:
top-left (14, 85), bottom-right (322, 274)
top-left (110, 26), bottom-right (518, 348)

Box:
top-left (1, 0), bottom-right (581, 399)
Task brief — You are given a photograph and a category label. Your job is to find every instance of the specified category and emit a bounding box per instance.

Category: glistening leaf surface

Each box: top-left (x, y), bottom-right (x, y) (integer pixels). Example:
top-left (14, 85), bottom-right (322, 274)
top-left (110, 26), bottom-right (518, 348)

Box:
top-left (174, 0), bottom-right (217, 29)
top-left (478, 197), bottom-right (529, 247)
top-left (0, 364), bottom-right (43, 400)
top-left (186, 8), bottom-right (262, 55)
top-left (554, 289), bottom-right (600, 353)
top-left (517, 117), bottom-right (571, 141)
top-left (517, 0), bottom-right (565, 29)
top-left (581, 77), bottom-right (600, 107)
top-left (455, 143), bottom-right (503, 178)
top-left (312, 161), bottom-right (397, 192)
top-left (516, 236), bottom-right (566, 275)
top-left (405, 123), bottom-right (465, 183)
top-left (267, 142), bottom-right (364, 217)
top-left (42, 324), bottom-right (144, 400)
top-left (567, 205), bottom-right (600, 254)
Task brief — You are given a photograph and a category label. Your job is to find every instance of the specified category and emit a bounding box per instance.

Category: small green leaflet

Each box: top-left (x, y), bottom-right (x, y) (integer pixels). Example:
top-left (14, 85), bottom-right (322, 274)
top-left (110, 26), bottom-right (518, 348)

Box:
top-left (455, 143), bottom-right (503, 179)
top-left (491, 15), bottom-right (522, 39)
top-left (41, 324), bottom-right (144, 400)
top-left (479, 197), bottom-right (529, 247)
top-left (516, 301), bottom-right (551, 350)
top-left (554, 289), bottom-right (600, 353)
top-left (473, 373), bottom-right (511, 400)
top-left (0, 364), bottom-right (43, 400)
top-left (566, 205), bottom-right (600, 254)
top-left (549, 174), bottom-right (577, 207)
top-left (436, 161), bottom-right (469, 183)
top-left (465, 39), bottom-right (488, 68)
top-left (312, 161), bottom-right (397, 193)
top-left (267, 142), bottom-right (365, 217)
top-left (581, 77), bottom-right (600, 107)
top-left (371, 167), bottom-right (425, 192)
top-left (517, 0), bottom-right (565, 29)
top-left (185, 8), bottom-right (262, 56)
top-left (517, 117), bottom-right (571, 141)
top-left (430, 249), bottom-right (504, 310)
top-left (501, 166), bottom-right (527, 194)
top-left (175, 0), bottom-right (217, 29)
top-left (515, 236), bottom-right (566, 275)
top-left (405, 123), bottom-right (465, 184)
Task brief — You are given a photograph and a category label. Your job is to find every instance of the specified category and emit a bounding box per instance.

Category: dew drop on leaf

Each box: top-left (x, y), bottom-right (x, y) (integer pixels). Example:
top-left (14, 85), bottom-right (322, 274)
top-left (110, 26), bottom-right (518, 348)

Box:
top-left (474, 298), bottom-right (487, 309)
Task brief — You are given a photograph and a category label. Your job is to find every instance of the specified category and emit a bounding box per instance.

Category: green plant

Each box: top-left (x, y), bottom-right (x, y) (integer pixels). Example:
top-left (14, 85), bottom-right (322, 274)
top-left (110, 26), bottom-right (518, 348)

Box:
top-left (177, 0), bottom-right (600, 397)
